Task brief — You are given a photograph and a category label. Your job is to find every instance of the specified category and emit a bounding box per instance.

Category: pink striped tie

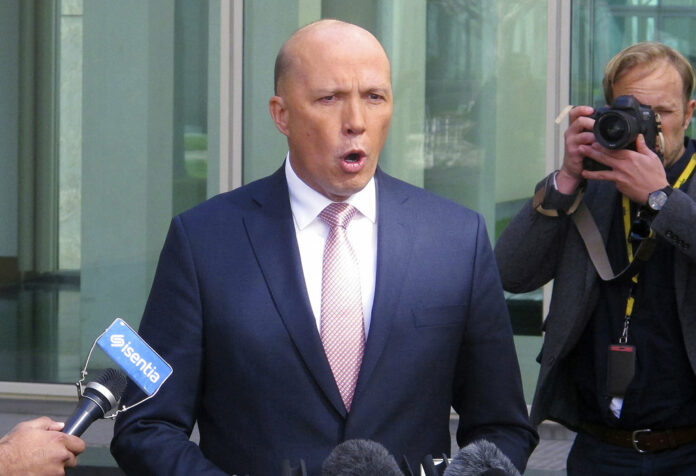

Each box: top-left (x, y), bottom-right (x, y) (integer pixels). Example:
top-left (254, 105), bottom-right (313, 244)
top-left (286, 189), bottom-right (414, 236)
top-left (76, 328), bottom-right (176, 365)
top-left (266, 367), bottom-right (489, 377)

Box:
top-left (319, 202), bottom-right (365, 412)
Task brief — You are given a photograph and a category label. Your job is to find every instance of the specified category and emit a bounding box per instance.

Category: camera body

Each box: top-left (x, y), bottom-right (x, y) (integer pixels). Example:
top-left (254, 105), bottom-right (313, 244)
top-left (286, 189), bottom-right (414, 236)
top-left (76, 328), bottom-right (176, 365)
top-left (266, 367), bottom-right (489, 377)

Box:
top-left (583, 94), bottom-right (663, 171)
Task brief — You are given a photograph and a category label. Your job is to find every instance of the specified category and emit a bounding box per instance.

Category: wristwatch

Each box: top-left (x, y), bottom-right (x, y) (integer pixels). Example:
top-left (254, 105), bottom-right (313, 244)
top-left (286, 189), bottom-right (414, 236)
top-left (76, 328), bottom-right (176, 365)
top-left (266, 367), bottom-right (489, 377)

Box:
top-left (647, 186), bottom-right (673, 212)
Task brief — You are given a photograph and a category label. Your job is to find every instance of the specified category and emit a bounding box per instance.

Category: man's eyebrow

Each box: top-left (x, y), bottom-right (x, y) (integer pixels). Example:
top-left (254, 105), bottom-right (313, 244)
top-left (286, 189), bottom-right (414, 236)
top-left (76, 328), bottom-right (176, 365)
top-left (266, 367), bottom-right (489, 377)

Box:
top-left (364, 85), bottom-right (392, 94)
top-left (303, 87), bottom-right (335, 98)
top-left (310, 85), bottom-right (343, 94)
top-left (308, 84), bottom-right (391, 96)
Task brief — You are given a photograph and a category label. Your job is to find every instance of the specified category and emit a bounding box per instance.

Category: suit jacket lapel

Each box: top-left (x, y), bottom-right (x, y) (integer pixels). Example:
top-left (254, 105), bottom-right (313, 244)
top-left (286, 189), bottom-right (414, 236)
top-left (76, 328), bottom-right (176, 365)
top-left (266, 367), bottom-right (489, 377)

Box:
top-left (243, 166), bottom-right (346, 415)
top-left (353, 170), bottom-right (414, 401)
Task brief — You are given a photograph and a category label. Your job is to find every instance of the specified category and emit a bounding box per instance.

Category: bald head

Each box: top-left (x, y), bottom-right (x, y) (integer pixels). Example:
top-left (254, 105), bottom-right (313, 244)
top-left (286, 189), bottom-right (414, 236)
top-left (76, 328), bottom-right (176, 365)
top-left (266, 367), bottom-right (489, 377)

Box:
top-left (274, 20), bottom-right (390, 95)
top-left (267, 18), bottom-right (393, 201)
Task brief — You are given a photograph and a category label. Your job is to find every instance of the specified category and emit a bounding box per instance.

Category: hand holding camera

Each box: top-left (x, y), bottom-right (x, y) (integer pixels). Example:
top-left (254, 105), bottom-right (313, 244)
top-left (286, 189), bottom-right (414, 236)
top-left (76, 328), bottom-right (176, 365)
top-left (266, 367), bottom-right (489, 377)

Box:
top-left (582, 94), bottom-right (664, 171)
top-left (561, 95), bottom-right (669, 203)
top-left (558, 105), bottom-right (597, 194)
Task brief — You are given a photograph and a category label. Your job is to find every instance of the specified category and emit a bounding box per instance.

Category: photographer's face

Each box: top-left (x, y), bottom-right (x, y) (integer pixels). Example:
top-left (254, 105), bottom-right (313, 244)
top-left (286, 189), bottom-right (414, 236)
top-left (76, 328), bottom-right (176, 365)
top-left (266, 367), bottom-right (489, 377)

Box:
top-left (613, 60), bottom-right (696, 166)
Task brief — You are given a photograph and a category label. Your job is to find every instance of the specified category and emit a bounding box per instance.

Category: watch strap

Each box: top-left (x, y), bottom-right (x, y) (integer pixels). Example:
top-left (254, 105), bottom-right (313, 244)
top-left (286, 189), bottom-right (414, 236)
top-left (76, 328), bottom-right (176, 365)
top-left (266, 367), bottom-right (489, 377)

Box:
top-left (647, 185), bottom-right (673, 212)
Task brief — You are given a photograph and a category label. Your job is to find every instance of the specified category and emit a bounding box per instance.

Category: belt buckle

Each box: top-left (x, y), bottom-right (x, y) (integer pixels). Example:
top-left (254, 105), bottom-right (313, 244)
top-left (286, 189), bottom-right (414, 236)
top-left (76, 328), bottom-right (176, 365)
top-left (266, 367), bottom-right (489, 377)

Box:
top-left (632, 428), bottom-right (652, 453)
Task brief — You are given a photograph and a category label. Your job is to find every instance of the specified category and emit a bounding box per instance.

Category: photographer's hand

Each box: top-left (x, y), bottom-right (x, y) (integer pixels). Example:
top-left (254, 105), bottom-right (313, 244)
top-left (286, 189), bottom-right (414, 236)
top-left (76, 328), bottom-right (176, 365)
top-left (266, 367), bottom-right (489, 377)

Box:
top-left (559, 105), bottom-right (596, 194)
top-left (580, 134), bottom-right (668, 204)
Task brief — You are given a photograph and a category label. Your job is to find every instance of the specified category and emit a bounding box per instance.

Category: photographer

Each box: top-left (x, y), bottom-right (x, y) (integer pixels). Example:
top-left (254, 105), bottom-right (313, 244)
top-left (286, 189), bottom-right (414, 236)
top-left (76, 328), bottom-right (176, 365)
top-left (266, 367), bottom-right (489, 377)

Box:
top-left (496, 42), bottom-right (696, 474)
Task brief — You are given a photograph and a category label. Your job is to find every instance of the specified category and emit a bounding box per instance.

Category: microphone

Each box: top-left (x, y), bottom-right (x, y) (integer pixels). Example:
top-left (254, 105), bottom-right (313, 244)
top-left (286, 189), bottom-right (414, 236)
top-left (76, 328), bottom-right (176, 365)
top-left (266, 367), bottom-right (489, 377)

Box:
top-left (443, 440), bottom-right (520, 476)
top-left (422, 453), bottom-right (449, 476)
top-left (281, 458), bottom-right (307, 476)
top-left (62, 368), bottom-right (127, 436)
top-left (322, 439), bottom-right (403, 476)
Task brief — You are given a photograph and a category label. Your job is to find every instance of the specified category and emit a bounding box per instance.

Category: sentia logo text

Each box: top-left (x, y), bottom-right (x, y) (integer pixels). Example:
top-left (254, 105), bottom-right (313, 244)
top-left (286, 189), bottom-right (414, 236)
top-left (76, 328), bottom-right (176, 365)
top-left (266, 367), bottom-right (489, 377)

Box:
top-left (110, 334), bottom-right (161, 383)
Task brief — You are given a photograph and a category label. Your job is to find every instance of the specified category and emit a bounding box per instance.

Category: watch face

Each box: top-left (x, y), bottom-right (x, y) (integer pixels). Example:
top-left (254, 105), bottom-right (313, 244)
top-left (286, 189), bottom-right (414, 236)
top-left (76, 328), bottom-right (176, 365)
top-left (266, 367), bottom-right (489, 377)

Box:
top-left (648, 190), bottom-right (668, 211)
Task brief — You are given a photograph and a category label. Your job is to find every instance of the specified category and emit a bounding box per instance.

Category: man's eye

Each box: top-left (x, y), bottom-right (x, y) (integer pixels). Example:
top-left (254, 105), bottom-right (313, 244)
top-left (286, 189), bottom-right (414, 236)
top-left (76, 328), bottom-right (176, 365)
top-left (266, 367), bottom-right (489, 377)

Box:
top-left (368, 93), bottom-right (383, 101)
top-left (320, 95), bottom-right (336, 102)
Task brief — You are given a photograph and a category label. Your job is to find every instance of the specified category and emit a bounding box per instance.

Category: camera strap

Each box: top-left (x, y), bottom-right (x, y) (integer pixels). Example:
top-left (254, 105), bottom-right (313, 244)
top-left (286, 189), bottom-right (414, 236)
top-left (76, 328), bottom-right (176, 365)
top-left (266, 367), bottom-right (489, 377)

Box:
top-left (572, 202), bottom-right (654, 281)
top-left (572, 153), bottom-right (696, 282)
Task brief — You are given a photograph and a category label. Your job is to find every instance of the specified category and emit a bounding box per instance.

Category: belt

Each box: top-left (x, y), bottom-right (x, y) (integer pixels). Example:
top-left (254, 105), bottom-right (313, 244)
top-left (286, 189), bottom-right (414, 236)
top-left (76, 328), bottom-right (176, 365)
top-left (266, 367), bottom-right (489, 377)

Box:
top-left (579, 423), bottom-right (696, 454)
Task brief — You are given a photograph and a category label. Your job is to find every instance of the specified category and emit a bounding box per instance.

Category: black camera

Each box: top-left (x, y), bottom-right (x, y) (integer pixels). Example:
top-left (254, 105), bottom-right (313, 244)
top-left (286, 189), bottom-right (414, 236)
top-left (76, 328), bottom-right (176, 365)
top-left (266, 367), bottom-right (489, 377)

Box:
top-left (583, 95), bottom-right (663, 171)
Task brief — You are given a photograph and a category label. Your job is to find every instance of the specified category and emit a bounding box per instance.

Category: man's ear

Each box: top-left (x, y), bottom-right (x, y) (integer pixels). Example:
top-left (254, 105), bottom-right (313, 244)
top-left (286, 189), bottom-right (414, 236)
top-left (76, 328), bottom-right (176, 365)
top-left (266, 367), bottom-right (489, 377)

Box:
top-left (269, 96), bottom-right (290, 137)
top-left (683, 99), bottom-right (696, 130)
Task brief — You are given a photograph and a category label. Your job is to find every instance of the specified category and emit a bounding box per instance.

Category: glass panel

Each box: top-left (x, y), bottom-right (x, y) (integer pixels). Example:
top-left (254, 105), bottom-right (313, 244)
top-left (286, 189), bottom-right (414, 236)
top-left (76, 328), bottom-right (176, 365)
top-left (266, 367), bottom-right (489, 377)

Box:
top-left (242, 0), bottom-right (548, 402)
top-left (59, 0), bottom-right (83, 271)
top-left (0, 0), bottom-right (218, 384)
top-left (0, 0), bottom-right (20, 288)
top-left (572, 0), bottom-right (696, 141)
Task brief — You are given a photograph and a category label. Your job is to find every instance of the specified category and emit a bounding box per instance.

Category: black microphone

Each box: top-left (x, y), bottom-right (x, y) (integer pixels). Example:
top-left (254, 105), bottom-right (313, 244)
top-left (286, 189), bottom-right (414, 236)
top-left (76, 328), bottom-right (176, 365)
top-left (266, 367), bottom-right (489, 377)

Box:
top-left (422, 453), bottom-right (450, 476)
top-left (281, 458), bottom-right (307, 476)
top-left (62, 368), bottom-right (127, 436)
top-left (443, 440), bottom-right (520, 476)
top-left (322, 439), bottom-right (403, 476)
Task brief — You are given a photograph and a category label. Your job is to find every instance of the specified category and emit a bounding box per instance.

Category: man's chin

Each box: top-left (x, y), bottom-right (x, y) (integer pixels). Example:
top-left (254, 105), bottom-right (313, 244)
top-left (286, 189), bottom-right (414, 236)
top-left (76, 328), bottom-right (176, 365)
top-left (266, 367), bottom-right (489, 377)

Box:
top-left (324, 182), bottom-right (371, 202)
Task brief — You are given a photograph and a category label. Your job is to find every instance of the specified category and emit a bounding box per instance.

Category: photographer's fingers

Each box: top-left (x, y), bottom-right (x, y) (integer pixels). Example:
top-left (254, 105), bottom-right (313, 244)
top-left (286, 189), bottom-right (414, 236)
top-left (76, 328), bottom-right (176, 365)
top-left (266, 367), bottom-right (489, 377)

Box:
top-left (579, 142), bottom-right (613, 177)
top-left (561, 106), bottom-right (596, 193)
top-left (634, 133), bottom-right (659, 160)
top-left (567, 105), bottom-right (595, 125)
top-left (565, 106), bottom-right (596, 146)
top-left (626, 134), bottom-right (669, 202)
top-left (581, 135), bottom-right (668, 203)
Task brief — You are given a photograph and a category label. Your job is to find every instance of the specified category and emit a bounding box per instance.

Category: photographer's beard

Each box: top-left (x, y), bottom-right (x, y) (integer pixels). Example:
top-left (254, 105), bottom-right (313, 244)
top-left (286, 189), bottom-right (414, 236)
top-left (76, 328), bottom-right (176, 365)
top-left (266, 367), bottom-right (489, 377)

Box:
top-left (662, 107), bottom-right (692, 167)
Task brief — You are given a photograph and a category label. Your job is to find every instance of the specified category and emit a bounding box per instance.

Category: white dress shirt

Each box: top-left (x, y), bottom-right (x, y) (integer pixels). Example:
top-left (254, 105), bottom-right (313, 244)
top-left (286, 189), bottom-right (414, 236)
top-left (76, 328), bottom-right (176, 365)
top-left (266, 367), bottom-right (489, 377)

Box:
top-left (285, 154), bottom-right (377, 336)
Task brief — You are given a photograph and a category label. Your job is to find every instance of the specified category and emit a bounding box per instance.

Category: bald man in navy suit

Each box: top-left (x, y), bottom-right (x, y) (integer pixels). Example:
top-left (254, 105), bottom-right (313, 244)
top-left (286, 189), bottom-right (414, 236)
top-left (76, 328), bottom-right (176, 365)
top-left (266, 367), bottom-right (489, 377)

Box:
top-left (111, 19), bottom-right (537, 475)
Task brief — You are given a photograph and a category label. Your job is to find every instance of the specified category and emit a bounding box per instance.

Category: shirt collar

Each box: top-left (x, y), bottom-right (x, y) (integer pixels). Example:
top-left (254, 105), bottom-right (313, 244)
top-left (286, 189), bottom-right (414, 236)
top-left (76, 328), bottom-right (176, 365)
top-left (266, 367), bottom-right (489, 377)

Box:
top-left (285, 153), bottom-right (377, 230)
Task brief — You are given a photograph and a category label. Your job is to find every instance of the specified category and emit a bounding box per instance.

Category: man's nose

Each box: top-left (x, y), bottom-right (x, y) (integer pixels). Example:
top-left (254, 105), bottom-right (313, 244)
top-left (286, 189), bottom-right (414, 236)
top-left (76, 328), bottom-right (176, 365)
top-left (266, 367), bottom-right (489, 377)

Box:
top-left (343, 97), bottom-right (366, 136)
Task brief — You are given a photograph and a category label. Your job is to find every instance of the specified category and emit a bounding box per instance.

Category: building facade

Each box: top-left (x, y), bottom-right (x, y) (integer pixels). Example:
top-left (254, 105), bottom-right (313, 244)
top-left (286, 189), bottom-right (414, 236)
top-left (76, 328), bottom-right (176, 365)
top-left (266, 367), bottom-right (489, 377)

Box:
top-left (1, 0), bottom-right (695, 420)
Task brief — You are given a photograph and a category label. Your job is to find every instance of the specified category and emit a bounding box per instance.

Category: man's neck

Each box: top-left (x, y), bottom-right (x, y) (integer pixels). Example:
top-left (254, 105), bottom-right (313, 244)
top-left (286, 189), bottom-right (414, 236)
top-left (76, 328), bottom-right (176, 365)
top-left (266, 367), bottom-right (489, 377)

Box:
top-left (665, 147), bottom-right (685, 168)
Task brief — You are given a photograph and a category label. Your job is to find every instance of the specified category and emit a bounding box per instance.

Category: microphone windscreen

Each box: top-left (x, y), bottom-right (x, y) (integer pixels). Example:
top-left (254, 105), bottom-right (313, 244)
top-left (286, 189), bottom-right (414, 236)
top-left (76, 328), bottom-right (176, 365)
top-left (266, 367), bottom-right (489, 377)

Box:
top-left (322, 439), bottom-right (403, 476)
top-left (63, 368), bottom-right (128, 436)
top-left (94, 368), bottom-right (128, 406)
top-left (443, 440), bottom-right (520, 476)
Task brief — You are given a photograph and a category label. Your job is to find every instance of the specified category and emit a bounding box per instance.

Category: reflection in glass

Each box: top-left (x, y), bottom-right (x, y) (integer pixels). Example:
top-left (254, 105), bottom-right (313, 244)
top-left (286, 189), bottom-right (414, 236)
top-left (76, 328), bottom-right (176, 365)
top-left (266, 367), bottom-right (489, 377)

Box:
top-left (1, 1), bottom-right (214, 384)
top-left (572, 0), bottom-right (696, 139)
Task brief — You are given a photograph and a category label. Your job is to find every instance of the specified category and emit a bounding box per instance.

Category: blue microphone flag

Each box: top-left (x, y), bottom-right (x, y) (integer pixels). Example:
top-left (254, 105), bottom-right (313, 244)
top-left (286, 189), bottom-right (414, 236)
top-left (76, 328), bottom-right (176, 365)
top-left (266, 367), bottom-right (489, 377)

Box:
top-left (97, 318), bottom-right (173, 396)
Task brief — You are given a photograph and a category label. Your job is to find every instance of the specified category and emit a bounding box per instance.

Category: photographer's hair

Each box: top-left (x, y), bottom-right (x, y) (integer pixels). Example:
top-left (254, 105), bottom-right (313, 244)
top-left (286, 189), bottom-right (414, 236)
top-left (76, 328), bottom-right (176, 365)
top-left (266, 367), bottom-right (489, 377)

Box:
top-left (603, 42), bottom-right (695, 105)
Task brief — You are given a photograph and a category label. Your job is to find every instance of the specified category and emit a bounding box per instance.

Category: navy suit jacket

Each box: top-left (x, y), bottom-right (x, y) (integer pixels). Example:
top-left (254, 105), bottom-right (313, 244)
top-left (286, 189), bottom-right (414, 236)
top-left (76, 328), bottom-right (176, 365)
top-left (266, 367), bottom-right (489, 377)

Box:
top-left (111, 166), bottom-right (537, 475)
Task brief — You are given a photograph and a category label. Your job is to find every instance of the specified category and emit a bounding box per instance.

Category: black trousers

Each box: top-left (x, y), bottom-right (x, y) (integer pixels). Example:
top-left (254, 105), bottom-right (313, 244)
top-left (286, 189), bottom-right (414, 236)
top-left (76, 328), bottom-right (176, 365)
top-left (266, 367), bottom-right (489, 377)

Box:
top-left (567, 432), bottom-right (696, 476)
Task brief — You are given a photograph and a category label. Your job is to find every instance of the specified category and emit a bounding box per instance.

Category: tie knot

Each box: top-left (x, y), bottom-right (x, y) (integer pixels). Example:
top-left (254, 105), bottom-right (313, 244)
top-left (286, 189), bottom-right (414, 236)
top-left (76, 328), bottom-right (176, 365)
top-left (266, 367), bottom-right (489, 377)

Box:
top-left (319, 202), bottom-right (358, 228)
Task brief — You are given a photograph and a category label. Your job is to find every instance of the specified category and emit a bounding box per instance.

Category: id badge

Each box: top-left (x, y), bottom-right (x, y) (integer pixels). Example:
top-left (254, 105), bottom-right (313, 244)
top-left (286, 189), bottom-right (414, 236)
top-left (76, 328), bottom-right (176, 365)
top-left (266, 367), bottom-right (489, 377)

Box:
top-left (607, 344), bottom-right (636, 397)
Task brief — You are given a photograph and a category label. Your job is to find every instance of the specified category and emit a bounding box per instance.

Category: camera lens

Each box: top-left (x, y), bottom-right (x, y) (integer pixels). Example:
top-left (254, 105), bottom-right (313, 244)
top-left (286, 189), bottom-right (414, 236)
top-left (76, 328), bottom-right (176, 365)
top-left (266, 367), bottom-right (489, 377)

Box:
top-left (594, 112), bottom-right (637, 149)
top-left (601, 116), bottom-right (627, 141)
